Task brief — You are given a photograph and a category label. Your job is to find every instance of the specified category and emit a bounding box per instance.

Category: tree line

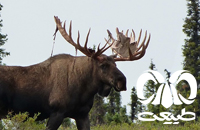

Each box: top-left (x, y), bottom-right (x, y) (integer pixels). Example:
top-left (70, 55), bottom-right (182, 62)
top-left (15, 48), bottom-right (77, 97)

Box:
top-left (92, 0), bottom-right (200, 125)
top-left (89, 0), bottom-right (200, 125)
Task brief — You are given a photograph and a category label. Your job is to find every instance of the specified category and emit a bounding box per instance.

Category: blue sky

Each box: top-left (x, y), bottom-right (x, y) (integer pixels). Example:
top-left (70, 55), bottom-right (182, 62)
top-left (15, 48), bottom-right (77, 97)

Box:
top-left (1, 0), bottom-right (187, 113)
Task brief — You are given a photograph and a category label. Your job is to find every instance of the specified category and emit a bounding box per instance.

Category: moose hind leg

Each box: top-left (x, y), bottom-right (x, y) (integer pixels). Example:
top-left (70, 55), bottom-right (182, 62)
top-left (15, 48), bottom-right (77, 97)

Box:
top-left (46, 112), bottom-right (64, 130)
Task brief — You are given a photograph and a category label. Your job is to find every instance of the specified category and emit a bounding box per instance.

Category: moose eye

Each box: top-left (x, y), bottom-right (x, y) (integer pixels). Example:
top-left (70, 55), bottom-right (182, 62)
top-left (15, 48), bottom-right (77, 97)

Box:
top-left (100, 64), bottom-right (109, 70)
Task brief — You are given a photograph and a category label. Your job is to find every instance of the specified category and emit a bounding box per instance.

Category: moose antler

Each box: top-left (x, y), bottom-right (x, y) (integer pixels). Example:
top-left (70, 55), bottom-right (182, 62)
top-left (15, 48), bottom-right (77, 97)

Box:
top-left (106, 28), bottom-right (150, 61)
top-left (54, 16), bottom-right (113, 58)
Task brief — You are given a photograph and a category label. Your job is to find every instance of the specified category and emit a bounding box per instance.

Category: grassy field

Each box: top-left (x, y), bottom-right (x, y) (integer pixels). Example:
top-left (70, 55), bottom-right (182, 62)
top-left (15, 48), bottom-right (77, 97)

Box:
top-left (3, 121), bottom-right (200, 130)
top-left (91, 124), bottom-right (200, 130)
top-left (2, 113), bottom-right (200, 130)
top-left (58, 122), bottom-right (200, 130)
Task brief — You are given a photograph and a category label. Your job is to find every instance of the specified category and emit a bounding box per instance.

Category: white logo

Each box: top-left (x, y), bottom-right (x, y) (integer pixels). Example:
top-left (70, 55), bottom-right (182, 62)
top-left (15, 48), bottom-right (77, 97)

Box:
top-left (136, 70), bottom-right (197, 124)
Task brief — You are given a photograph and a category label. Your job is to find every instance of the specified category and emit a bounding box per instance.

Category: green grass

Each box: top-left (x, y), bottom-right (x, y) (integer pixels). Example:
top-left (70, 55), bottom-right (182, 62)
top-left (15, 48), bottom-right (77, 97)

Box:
top-left (90, 122), bottom-right (200, 130)
top-left (62, 122), bottom-right (200, 130)
top-left (1, 113), bottom-right (200, 130)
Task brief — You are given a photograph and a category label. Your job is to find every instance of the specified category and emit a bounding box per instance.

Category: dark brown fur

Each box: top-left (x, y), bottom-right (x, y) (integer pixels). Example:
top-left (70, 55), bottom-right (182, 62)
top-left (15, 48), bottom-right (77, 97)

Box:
top-left (0, 54), bottom-right (126, 130)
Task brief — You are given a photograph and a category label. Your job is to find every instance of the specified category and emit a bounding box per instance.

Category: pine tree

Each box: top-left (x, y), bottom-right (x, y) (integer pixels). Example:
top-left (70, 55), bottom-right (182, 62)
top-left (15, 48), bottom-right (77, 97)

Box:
top-left (105, 88), bottom-right (131, 124)
top-left (105, 88), bottom-right (121, 124)
top-left (0, 4), bottom-right (10, 64)
top-left (89, 94), bottom-right (106, 126)
top-left (144, 61), bottom-right (169, 121)
top-left (181, 0), bottom-right (200, 119)
top-left (129, 87), bottom-right (143, 122)
top-left (182, 0), bottom-right (200, 83)
top-left (107, 88), bottom-right (121, 115)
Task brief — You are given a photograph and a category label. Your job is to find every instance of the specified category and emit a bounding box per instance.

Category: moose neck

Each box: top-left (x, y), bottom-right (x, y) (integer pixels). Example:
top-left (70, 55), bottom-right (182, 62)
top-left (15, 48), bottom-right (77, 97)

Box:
top-left (50, 55), bottom-right (101, 97)
top-left (47, 54), bottom-right (101, 109)
top-left (71, 56), bottom-right (101, 95)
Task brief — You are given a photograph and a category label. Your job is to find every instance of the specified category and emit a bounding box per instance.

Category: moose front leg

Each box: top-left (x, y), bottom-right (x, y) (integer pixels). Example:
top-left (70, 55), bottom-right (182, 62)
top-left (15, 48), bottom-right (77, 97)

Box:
top-left (46, 112), bottom-right (64, 130)
top-left (75, 115), bottom-right (90, 130)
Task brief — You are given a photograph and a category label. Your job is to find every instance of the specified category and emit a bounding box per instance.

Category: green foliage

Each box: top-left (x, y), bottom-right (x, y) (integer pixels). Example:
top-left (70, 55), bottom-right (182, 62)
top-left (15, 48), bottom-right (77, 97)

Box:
top-left (0, 4), bottom-right (10, 64)
top-left (58, 121), bottom-right (77, 130)
top-left (89, 94), bottom-right (106, 125)
top-left (144, 61), bottom-right (170, 115)
top-left (104, 88), bottom-right (131, 124)
top-left (91, 123), bottom-right (134, 130)
top-left (89, 88), bottom-right (131, 125)
top-left (107, 88), bottom-right (121, 115)
top-left (90, 121), bottom-right (200, 130)
top-left (61, 117), bottom-right (72, 128)
top-left (0, 112), bottom-right (75, 130)
top-left (1, 112), bottom-right (46, 130)
top-left (182, 0), bottom-right (200, 79)
top-left (105, 105), bottom-right (131, 125)
top-left (3, 114), bottom-right (200, 130)
top-left (129, 87), bottom-right (143, 122)
top-left (178, 0), bottom-right (200, 120)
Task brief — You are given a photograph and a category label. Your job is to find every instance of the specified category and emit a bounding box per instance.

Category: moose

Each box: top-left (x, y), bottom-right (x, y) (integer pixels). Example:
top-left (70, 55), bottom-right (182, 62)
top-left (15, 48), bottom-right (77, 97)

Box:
top-left (0, 16), bottom-right (150, 130)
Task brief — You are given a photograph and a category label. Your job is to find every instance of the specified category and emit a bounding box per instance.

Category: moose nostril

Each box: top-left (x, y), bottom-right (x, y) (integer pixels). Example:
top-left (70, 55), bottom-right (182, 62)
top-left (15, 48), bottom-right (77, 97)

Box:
top-left (117, 76), bottom-right (126, 91)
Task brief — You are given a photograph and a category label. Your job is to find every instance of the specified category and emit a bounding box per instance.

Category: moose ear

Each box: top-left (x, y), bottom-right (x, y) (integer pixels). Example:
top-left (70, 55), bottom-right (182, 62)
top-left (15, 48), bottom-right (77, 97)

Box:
top-left (109, 54), bottom-right (118, 59)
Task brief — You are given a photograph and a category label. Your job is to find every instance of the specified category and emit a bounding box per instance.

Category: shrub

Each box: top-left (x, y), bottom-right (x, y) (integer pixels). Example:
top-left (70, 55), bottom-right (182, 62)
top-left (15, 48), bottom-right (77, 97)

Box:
top-left (2, 112), bottom-right (46, 130)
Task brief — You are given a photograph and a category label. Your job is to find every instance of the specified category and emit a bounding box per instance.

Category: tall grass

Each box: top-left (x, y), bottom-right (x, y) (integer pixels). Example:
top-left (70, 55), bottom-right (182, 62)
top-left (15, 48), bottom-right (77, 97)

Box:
top-left (91, 122), bottom-right (200, 130)
top-left (1, 113), bottom-right (200, 130)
